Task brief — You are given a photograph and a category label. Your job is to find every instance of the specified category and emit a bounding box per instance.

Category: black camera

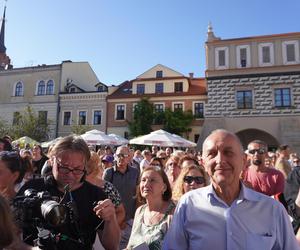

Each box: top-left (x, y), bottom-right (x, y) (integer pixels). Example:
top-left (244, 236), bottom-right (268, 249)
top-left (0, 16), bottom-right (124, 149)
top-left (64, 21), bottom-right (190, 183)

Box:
top-left (13, 189), bottom-right (67, 229)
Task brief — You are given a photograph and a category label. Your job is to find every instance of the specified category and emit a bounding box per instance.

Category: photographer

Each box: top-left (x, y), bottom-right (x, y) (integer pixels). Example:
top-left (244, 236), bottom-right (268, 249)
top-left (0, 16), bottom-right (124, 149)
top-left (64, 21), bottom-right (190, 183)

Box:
top-left (16, 135), bottom-right (120, 250)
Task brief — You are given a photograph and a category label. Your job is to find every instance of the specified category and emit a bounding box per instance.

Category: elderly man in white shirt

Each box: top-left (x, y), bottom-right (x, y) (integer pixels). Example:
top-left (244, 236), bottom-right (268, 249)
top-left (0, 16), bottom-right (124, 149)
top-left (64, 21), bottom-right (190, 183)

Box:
top-left (164, 129), bottom-right (299, 250)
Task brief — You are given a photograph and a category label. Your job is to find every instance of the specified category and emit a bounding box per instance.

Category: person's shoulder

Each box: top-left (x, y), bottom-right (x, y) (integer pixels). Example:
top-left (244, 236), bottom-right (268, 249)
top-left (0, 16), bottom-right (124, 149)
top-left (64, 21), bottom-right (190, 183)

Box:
top-left (180, 185), bottom-right (209, 203)
top-left (82, 181), bottom-right (107, 199)
top-left (17, 178), bottom-right (46, 195)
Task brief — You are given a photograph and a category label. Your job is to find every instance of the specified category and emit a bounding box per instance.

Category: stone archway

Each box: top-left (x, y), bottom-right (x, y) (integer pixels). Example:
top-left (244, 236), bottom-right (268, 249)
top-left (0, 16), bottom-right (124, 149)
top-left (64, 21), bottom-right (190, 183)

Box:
top-left (236, 129), bottom-right (279, 150)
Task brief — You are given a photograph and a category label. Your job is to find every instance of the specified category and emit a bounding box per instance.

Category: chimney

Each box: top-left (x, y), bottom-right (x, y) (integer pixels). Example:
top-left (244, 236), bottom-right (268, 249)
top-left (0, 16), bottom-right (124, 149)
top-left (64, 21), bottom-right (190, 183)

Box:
top-left (189, 73), bottom-right (194, 79)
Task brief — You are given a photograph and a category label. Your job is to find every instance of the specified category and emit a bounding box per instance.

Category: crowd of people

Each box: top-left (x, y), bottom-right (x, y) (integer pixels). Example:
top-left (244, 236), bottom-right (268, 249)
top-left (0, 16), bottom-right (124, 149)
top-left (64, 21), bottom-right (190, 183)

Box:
top-left (0, 131), bottom-right (300, 249)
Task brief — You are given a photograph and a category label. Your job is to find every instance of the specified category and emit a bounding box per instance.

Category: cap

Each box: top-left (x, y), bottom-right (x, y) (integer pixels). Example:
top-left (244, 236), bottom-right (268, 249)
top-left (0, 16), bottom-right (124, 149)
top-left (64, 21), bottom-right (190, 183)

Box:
top-left (102, 155), bottom-right (114, 163)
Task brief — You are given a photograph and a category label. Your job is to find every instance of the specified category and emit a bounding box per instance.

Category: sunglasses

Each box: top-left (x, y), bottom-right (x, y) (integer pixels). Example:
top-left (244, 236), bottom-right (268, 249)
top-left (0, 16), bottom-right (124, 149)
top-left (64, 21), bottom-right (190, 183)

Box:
top-left (183, 176), bottom-right (205, 185)
top-left (248, 149), bottom-right (266, 155)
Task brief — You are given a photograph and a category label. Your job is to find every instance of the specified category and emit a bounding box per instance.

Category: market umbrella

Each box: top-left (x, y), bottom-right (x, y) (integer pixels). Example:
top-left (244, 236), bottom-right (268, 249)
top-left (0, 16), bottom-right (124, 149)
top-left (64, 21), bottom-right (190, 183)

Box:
top-left (129, 129), bottom-right (187, 147)
top-left (172, 134), bottom-right (197, 147)
top-left (41, 137), bottom-right (63, 148)
top-left (108, 134), bottom-right (129, 145)
top-left (81, 129), bottom-right (118, 145)
top-left (12, 136), bottom-right (39, 148)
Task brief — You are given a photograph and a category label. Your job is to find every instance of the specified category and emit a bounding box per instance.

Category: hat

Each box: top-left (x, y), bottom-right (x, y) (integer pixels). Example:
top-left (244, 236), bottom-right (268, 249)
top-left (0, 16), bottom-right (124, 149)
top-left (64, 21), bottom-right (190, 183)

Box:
top-left (102, 155), bottom-right (114, 163)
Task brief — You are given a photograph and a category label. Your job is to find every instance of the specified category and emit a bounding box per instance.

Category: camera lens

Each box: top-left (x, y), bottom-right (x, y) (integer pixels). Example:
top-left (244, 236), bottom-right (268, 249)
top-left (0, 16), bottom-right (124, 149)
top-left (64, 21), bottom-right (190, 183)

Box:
top-left (41, 200), bottom-right (67, 227)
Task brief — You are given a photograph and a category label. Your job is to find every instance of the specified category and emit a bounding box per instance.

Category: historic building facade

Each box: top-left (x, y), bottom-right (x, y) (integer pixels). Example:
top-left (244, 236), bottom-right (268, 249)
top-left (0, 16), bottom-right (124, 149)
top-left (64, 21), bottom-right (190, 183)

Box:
top-left (198, 25), bottom-right (300, 152)
top-left (106, 64), bottom-right (207, 142)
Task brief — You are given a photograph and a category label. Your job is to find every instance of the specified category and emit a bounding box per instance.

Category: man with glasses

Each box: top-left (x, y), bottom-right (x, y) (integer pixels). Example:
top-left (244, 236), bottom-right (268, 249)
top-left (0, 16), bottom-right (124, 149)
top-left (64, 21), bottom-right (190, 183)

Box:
top-left (17, 135), bottom-right (120, 250)
top-left (164, 129), bottom-right (298, 249)
top-left (242, 140), bottom-right (285, 196)
top-left (103, 145), bottom-right (139, 249)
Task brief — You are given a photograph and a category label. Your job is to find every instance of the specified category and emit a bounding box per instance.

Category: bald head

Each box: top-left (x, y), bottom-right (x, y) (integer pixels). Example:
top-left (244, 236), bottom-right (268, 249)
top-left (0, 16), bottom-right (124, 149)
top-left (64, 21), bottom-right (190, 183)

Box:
top-left (203, 129), bottom-right (244, 154)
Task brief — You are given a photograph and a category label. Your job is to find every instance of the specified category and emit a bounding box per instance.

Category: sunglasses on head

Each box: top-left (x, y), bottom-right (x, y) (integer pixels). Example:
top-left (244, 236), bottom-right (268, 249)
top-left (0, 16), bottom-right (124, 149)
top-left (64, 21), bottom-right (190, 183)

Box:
top-left (183, 176), bottom-right (205, 185)
top-left (248, 148), bottom-right (266, 155)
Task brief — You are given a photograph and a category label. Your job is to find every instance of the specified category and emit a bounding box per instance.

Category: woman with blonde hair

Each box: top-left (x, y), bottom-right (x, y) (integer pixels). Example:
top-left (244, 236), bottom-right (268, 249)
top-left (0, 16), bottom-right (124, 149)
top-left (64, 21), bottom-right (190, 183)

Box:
top-left (85, 151), bottom-right (126, 228)
top-left (172, 164), bottom-right (208, 203)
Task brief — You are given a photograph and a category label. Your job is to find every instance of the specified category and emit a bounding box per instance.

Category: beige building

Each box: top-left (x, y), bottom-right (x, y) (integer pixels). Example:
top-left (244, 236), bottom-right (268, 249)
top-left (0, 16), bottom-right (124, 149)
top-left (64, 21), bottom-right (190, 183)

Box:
top-left (58, 61), bottom-right (108, 137)
top-left (198, 24), bottom-right (300, 152)
top-left (107, 64), bottom-right (207, 142)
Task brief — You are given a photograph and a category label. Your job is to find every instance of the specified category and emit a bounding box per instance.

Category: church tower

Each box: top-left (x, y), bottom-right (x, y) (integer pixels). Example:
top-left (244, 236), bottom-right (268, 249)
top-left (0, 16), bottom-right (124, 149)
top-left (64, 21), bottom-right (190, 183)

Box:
top-left (0, 4), bottom-right (12, 70)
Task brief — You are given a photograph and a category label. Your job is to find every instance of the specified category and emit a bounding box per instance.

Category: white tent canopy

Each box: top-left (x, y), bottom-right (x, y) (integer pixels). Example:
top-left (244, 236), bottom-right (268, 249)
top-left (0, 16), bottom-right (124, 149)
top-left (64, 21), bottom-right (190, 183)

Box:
top-left (129, 129), bottom-right (196, 147)
top-left (108, 134), bottom-right (129, 145)
top-left (81, 129), bottom-right (118, 145)
top-left (41, 137), bottom-right (63, 148)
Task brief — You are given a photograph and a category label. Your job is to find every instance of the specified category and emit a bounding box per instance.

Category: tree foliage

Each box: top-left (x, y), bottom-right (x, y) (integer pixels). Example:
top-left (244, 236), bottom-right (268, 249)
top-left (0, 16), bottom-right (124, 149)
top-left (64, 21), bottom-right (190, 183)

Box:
top-left (128, 98), bottom-right (154, 137)
top-left (161, 108), bottom-right (194, 136)
top-left (128, 98), bottom-right (194, 138)
top-left (0, 118), bottom-right (11, 138)
top-left (10, 106), bottom-right (51, 142)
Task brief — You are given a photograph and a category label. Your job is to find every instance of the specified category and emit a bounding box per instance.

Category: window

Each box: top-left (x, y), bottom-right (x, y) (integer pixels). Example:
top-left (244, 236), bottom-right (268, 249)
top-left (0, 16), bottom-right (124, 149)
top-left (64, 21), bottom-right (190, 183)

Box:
top-left (93, 110), bottom-right (102, 125)
top-left (63, 111), bottom-right (71, 125)
top-left (194, 134), bottom-right (200, 143)
top-left (38, 111), bottom-right (47, 124)
top-left (15, 82), bottom-right (23, 96)
top-left (136, 84), bottom-right (145, 94)
top-left (37, 81), bottom-right (46, 95)
top-left (274, 88), bottom-right (291, 108)
top-left (236, 45), bottom-right (250, 68)
top-left (173, 103), bottom-right (183, 112)
top-left (70, 87), bottom-right (76, 93)
top-left (156, 71), bottom-right (163, 78)
top-left (236, 90), bottom-right (253, 109)
top-left (282, 41), bottom-right (299, 65)
top-left (174, 82), bottom-right (183, 92)
top-left (97, 85), bottom-right (104, 92)
top-left (13, 112), bottom-right (20, 125)
top-left (153, 103), bottom-right (164, 125)
top-left (116, 104), bottom-right (125, 120)
top-left (215, 47), bottom-right (229, 69)
top-left (46, 80), bottom-right (54, 95)
top-left (78, 111), bottom-right (87, 125)
top-left (258, 43), bottom-right (274, 66)
top-left (155, 83), bottom-right (164, 94)
top-left (194, 102), bottom-right (204, 118)
top-left (154, 103), bottom-right (164, 113)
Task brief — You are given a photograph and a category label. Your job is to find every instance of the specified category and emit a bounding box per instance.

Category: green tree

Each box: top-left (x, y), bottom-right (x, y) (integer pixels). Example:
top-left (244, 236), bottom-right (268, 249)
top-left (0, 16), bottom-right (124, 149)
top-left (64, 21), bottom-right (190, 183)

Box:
top-left (0, 118), bottom-right (11, 138)
top-left (11, 106), bottom-right (51, 142)
top-left (162, 108), bottom-right (194, 136)
top-left (128, 98), bottom-right (154, 137)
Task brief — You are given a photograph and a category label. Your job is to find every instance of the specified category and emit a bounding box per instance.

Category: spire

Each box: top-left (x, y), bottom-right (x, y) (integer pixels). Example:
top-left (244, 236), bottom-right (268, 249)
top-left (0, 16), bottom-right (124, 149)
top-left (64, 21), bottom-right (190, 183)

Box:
top-left (206, 22), bottom-right (220, 42)
top-left (0, 5), bottom-right (6, 53)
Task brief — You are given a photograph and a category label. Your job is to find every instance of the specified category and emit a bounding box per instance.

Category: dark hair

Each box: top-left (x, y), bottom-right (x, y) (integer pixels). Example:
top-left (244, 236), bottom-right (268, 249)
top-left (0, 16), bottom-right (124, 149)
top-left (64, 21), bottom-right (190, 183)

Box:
top-left (149, 157), bottom-right (164, 168)
top-left (278, 144), bottom-right (289, 151)
top-left (33, 144), bottom-right (46, 157)
top-left (0, 195), bottom-right (14, 248)
top-left (0, 138), bottom-right (12, 151)
top-left (137, 165), bottom-right (172, 204)
top-left (0, 151), bottom-right (26, 183)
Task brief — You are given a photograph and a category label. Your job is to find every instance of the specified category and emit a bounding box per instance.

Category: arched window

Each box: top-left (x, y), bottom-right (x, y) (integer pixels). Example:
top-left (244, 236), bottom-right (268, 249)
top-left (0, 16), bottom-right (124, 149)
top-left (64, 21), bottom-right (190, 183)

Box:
top-left (37, 80), bottom-right (45, 95)
top-left (15, 82), bottom-right (23, 96)
top-left (46, 80), bottom-right (54, 95)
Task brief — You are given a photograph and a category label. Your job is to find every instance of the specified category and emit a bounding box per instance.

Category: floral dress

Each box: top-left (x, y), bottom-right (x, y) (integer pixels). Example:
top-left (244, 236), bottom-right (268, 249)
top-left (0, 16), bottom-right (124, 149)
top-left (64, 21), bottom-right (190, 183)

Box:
top-left (102, 181), bottom-right (121, 206)
top-left (127, 201), bottom-right (175, 250)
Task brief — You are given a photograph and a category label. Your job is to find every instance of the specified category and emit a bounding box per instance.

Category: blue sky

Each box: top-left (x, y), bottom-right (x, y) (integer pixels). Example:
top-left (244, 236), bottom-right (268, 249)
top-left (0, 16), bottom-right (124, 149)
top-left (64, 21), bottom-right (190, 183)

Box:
top-left (3, 0), bottom-right (300, 85)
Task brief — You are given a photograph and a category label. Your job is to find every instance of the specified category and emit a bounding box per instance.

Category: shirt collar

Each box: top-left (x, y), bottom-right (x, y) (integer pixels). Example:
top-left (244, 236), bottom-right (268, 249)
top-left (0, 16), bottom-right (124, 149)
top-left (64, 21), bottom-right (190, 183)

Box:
top-left (205, 182), bottom-right (261, 205)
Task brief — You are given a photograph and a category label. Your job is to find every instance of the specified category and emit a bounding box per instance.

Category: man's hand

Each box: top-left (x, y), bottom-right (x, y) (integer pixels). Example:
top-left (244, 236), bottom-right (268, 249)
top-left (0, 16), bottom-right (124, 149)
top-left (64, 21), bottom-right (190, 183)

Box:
top-left (93, 199), bottom-right (116, 221)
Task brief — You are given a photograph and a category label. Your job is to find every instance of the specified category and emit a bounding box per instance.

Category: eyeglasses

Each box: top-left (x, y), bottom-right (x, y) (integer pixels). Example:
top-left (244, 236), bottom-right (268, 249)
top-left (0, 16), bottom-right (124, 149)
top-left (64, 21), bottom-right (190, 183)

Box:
top-left (55, 158), bottom-right (85, 176)
top-left (115, 153), bottom-right (129, 159)
top-left (183, 176), bottom-right (205, 185)
top-left (248, 149), bottom-right (266, 155)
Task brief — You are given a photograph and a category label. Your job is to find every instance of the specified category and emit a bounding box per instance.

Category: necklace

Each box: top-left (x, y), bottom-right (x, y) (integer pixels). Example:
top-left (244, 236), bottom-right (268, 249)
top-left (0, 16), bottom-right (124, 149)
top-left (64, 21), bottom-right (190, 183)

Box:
top-left (145, 203), bottom-right (166, 225)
